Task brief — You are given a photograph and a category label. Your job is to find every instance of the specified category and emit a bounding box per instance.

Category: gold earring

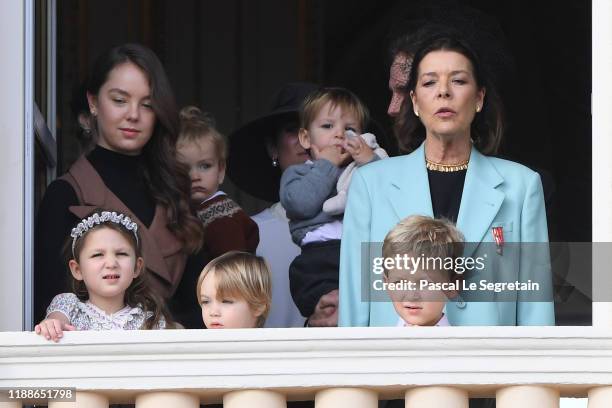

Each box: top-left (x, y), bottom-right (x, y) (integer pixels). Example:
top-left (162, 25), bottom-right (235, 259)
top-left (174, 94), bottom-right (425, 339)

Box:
top-left (476, 105), bottom-right (481, 113)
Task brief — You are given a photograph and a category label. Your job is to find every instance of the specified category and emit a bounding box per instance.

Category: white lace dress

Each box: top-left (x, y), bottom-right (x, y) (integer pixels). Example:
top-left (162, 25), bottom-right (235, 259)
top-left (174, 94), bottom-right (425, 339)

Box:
top-left (46, 293), bottom-right (166, 330)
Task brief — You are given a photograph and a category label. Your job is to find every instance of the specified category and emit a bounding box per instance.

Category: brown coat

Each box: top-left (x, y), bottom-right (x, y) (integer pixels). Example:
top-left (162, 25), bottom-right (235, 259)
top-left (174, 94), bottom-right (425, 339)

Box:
top-left (60, 156), bottom-right (187, 299)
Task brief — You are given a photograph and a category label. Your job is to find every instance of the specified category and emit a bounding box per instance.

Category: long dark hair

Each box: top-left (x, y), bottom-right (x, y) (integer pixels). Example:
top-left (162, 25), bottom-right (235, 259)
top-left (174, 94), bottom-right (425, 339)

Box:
top-left (86, 43), bottom-right (202, 252)
top-left (395, 34), bottom-right (504, 155)
top-left (66, 213), bottom-right (173, 329)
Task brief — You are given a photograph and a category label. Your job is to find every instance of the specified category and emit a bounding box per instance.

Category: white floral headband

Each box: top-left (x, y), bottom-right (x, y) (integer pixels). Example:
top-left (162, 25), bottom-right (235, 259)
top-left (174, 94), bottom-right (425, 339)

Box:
top-left (70, 211), bottom-right (139, 258)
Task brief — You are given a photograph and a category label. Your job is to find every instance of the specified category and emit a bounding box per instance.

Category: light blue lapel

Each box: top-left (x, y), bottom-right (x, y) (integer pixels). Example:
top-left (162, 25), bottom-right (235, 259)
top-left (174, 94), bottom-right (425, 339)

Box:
top-left (385, 144), bottom-right (504, 256)
top-left (457, 147), bottom-right (505, 254)
top-left (387, 143), bottom-right (433, 220)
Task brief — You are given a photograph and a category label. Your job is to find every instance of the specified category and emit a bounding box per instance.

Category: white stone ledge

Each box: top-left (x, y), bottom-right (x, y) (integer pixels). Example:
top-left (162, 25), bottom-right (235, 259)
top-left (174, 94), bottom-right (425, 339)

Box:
top-left (1, 327), bottom-right (611, 401)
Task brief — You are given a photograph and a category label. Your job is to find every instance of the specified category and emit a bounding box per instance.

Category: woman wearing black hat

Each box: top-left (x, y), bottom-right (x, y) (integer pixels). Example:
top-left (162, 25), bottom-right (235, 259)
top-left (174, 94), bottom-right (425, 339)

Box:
top-left (227, 82), bottom-right (319, 327)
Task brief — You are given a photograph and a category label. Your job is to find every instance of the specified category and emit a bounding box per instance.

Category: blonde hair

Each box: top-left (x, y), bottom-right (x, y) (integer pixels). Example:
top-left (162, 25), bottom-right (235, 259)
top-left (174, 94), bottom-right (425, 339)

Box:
top-left (300, 87), bottom-right (369, 131)
top-left (178, 106), bottom-right (227, 163)
top-left (196, 251), bottom-right (272, 328)
top-left (382, 215), bottom-right (465, 278)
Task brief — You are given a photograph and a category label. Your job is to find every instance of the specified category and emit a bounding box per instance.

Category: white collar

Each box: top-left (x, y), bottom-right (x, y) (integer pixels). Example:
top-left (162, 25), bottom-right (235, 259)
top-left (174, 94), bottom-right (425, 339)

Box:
top-left (81, 301), bottom-right (143, 327)
top-left (396, 313), bottom-right (450, 327)
top-left (269, 202), bottom-right (289, 222)
top-left (199, 190), bottom-right (226, 205)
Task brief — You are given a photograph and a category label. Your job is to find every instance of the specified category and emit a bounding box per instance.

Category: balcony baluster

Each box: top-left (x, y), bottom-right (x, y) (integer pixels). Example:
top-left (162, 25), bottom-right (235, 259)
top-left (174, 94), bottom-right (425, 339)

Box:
top-left (223, 389), bottom-right (286, 408)
top-left (497, 385), bottom-right (559, 408)
top-left (404, 386), bottom-right (468, 408)
top-left (315, 387), bottom-right (378, 408)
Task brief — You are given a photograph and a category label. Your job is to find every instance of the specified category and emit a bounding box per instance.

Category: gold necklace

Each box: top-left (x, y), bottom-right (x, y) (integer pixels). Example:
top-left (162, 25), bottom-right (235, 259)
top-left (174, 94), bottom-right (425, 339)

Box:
top-left (425, 157), bottom-right (469, 172)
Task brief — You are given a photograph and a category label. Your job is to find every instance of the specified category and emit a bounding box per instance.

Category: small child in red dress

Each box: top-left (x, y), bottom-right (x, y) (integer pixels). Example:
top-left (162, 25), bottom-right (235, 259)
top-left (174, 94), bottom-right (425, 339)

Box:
top-left (177, 106), bottom-right (259, 257)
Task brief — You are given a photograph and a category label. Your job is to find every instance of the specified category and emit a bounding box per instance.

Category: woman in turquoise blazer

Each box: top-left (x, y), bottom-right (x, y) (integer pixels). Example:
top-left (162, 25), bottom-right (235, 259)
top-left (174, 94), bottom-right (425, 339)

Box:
top-left (339, 35), bottom-right (554, 327)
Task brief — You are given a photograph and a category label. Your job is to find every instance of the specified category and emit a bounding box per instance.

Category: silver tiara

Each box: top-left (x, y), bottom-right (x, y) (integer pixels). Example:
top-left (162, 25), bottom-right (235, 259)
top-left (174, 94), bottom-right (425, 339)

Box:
top-left (70, 211), bottom-right (139, 257)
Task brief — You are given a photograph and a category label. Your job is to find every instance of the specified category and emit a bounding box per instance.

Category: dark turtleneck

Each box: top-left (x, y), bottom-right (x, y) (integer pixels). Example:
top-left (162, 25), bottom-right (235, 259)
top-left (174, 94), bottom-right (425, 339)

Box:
top-left (87, 145), bottom-right (155, 226)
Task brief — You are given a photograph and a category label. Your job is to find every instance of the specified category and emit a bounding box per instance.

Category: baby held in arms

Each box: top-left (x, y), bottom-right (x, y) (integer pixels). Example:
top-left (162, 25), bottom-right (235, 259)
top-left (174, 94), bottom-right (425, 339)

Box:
top-left (197, 251), bottom-right (272, 329)
top-left (381, 215), bottom-right (464, 327)
top-left (280, 86), bottom-right (387, 325)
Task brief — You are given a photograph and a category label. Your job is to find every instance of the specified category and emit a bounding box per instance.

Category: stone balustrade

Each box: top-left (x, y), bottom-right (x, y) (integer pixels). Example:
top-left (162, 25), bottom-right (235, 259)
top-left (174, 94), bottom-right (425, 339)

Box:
top-left (0, 327), bottom-right (611, 407)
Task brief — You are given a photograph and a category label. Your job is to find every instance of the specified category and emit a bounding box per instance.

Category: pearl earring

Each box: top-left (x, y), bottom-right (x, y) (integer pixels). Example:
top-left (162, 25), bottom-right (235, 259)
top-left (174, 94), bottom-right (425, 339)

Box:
top-left (272, 157), bottom-right (279, 167)
top-left (414, 110), bottom-right (419, 117)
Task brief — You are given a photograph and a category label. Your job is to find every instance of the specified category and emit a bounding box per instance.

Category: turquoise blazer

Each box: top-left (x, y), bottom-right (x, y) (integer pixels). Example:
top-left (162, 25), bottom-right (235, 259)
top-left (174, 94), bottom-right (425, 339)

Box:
top-left (338, 143), bottom-right (555, 327)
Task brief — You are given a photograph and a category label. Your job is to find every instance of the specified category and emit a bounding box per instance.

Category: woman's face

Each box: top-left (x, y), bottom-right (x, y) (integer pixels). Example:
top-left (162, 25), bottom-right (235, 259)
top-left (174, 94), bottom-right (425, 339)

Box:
top-left (273, 122), bottom-right (308, 171)
top-left (410, 50), bottom-right (485, 141)
top-left (87, 62), bottom-right (156, 156)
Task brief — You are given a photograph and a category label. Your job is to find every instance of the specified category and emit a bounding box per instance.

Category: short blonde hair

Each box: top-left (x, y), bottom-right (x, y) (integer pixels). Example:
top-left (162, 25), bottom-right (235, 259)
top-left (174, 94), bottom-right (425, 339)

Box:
top-left (196, 251), bottom-right (272, 328)
top-left (300, 87), bottom-right (369, 131)
top-left (178, 105), bottom-right (227, 163)
top-left (382, 215), bottom-right (465, 278)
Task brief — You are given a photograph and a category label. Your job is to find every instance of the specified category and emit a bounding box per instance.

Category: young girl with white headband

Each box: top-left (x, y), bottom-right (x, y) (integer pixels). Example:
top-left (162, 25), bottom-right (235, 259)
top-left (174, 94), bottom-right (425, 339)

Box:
top-left (35, 209), bottom-right (170, 341)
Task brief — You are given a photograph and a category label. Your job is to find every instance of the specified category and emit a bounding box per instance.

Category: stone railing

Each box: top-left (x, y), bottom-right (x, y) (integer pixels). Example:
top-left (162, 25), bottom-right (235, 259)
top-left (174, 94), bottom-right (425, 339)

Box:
top-left (1, 327), bottom-right (611, 407)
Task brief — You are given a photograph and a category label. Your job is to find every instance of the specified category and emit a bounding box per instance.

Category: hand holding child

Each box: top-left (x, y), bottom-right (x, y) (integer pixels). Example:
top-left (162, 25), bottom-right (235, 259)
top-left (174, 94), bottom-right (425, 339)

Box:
top-left (307, 289), bottom-right (339, 327)
top-left (35, 312), bottom-right (75, 342)
top-left (343, 130), bottom-right (374, 165)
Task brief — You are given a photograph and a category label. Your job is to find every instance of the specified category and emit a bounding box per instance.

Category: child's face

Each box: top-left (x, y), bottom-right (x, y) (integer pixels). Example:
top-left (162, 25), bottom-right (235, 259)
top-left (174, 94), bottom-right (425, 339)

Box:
top-left (298, 101), bottom-right (361, 165)
top-left (385, 268), bottom-right (448, 326)
top-left (199, 271), bottom-right (261, 329)
top-left (69, 227), bottom-right (143, 308)
top-left (177, 137), bottom-right (225, 204)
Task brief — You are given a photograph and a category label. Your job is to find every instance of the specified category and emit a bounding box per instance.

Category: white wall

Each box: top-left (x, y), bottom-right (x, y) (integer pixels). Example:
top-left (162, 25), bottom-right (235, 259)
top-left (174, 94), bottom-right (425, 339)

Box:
top-left (592, 0), bottom-right (612, 328)
top-left (0, 0), bottom-right (26, 331)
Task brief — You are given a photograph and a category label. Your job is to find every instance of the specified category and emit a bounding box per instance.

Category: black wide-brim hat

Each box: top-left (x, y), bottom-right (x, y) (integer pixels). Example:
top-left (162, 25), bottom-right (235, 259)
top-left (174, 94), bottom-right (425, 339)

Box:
top-left (227, 82), bottom-right (319, 203)
top-left (228, 82), bottom-right (393, 202)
